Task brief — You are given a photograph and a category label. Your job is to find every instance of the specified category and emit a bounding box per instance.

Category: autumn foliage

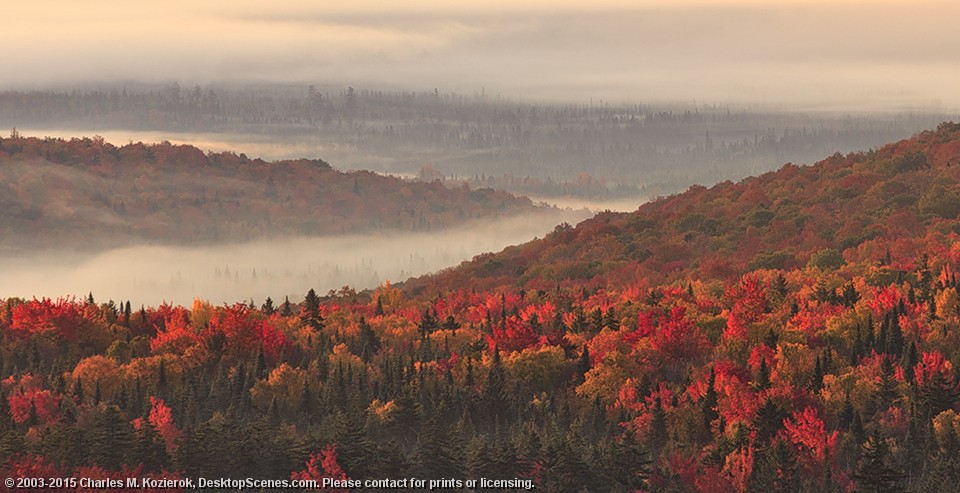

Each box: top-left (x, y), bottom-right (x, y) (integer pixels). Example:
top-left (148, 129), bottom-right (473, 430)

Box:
top-left (2, 123), bottom-right (960, 491)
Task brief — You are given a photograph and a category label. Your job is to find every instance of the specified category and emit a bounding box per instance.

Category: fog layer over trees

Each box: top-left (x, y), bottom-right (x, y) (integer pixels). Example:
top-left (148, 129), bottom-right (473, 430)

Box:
top-left (3, 86), bottom-right (955, 208)
top-left (0, 210), bottom-right (586, 307)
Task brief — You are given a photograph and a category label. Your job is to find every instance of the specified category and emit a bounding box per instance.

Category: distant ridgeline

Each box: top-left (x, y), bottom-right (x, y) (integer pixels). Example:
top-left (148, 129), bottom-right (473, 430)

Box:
top-left (0, 86), bottom-right (951, 200)
top-left (0, 134), bottom-right (539, 249)
top-left (4, 124), bottom-right (960, 491)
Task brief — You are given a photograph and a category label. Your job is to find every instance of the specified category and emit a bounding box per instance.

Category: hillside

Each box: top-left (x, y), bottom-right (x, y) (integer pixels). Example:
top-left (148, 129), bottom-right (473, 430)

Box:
top-left (3, 124), bottom-right (960, 492)
top-left (404, 121), bottom-right (960, 295)
top-left (0, 134), bottom-right (541, 250)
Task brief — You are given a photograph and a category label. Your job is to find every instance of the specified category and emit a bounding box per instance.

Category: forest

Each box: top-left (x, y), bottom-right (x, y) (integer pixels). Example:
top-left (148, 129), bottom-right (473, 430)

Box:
top-left (0, 86), bottom-right (950, 202)
top-left (2, 122), bottom-right (960, 491)
top-left (0, 133), bottom-right (541, 251)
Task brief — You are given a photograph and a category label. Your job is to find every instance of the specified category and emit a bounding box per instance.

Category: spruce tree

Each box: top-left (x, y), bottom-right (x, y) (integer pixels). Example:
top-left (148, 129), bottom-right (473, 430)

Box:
top-left (648, 396), bottom-right (668, 453)
top-left (280, 296), bottom-right (293, 317)
top-left (134, 421), bottom-right (170, 472)
top-left (333, 411), bottom-right (374, 478)
top-left (375, 296), bottom-right (385, 316)
top-left (754, 398), bottom-right (786, 444)
top-left (88, 405), bottom-right (134, 468)
top-left (810, 354), bottom-right (824, 392)
top-left (872, 356), bottom-right (898, 415)
top-left (261, 297), bottom-right (275, 315)
top-left (413, 416), bottom-right (461, 479)
top-left (755, 358), bottom-right (772, 391)
top-left (358, 316), bottom-right (381, 362)
top-left (854, 430), bottom-right (903, 493)
top-left (0, 389), bottom-right (13, 432)
top-left (575, 345), bottom-right (591, 385)
top-left (482, 347), bottom-right (509, 422)
top-left (73, 376), bottom-right (85, 404)
top-left (537, 432), bottom-right (593, 493)
top-left (752, 439), bottom-right (800, 493)
top-left (300, 289), bottom-right (324, 330)
top-left (701, 368), bottom-right (719, 438)
top-left (603, 429), bottom-right (651, 490)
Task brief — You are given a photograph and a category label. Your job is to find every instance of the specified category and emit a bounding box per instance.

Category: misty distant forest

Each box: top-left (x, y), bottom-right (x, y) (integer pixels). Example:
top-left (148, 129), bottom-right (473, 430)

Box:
top-left (1, 85), bottom-right (952, 203)
top-left (0, 129), bottom-right (583, 306)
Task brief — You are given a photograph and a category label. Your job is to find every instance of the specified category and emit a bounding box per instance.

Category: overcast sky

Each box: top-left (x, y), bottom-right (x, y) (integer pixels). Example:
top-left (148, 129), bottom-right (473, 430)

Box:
top-left (5, 0), bottom-right (959, 109)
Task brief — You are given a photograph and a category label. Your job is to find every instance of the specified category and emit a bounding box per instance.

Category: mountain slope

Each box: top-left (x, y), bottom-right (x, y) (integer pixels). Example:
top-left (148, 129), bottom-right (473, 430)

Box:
top-left (404, 121), bottom-right (960, 295)
top-left (0, 135), bottom-right (542, 250)
top-left (5, 124), bottom-right (960, 492)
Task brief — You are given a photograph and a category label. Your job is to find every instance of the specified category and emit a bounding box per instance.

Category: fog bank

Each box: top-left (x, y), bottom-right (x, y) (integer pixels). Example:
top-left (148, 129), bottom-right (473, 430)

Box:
top-left (3, 3), bottom-right (960, 109)
top-left (0, 211), bottom-right (588, 307)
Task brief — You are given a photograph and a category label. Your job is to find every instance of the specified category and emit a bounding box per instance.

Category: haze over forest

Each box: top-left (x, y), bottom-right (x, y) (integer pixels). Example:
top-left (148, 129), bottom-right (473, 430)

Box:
top-left (5, 1), bottom-right (960, 109)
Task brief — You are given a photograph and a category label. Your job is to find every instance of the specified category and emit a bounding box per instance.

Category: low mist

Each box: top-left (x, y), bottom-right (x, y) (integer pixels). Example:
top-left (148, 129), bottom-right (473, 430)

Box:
top-left (0, 210), bottom-right (588, 307)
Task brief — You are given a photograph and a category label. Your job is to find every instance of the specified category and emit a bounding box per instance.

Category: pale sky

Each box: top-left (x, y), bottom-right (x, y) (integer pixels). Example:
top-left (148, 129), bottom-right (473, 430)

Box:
top-left (5, 1), bottom-right (960, 108)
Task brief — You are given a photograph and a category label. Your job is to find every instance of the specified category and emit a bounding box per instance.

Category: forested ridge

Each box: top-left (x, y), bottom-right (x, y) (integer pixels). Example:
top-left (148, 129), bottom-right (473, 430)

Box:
top-left (0, 133), bottom-right (538, 250)
top-left (1, 85), bottom-right (948, 200)
top-left (3, 124), bottom-right (960, 491)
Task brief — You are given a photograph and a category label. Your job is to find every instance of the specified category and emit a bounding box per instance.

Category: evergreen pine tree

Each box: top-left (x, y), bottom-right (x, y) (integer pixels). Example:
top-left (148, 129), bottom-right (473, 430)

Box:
top-left (418, 308), bottom-right (439, 339)
top-left (701, 368), bottom-right (719, 438)
top-left (755, 358), bottom-right (772, 391)
top-left (854, 430), bottom-right (903, 493)
top-left (254, 343), bottom-right (267, 379)
top-left (482, 347), bottom-right (509, 422)
top-left (850, 411), bottom-right (866, 446)
top-left (0, 389), bottom-right (12, 432)
top-left (466, 434), bottom-right (496, 478)
top-left (537, 432), bottom-right (593, 493)
top-left (371, 439), bottom-right (408, 478)
top-left (754, 398), bottom-right (786, 444)
top-left (298, 382), bottom-right (314, 419)
top-left (575, 345), bottom-right (591, 385)
top-left (280, 296), bottom-right (293, 317)
top-left (852, 323), bottom-right (864, 365)
top-left (751, 439), bottom-right (800, 493)
top-left (839, 394), bottom-right (854, 430)
top-left (764, 327), bottom-right (779, 349)
top-left (333, 411), bottom-right (374, 478)
top-left (134, 421), bottom-right (170, 473)
top-left (300, 289), bottom-right (324, 330)
top-left (810, 354), bottom-right (824, 392)
top-left (73, 376), bottom-right (85, 404)
top-left (118, 383), bottom-right (129, 411)
top-left (375, 296), bottom-right (385, 316)
top-left (886, 312), bottom-right (904, 358)
top-left (93, 379), bottom-right (102, 405)
top-left (649, 396), bottom-right (668, 453)
top-left (603, 429), bottom-right (651, 490)
top-left (358, 316), bottom-right (381, 363)
top-left (413, 416), bottom-right (462, 479)
top-left (158, 358), bottom-right (168, 393)
top-left (872, 356), bottom-right (898, 415)
top-left (903, 341), bottom-right (919, 387)
top-left (88, 405), bottom-right (134, 468)
top-left (261, 297), bottom-right (275, 315)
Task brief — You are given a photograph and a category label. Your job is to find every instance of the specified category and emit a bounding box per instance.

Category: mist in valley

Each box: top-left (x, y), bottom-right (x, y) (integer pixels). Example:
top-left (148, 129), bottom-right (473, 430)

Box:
top-left (0, 209), bottom-right (588, 307)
